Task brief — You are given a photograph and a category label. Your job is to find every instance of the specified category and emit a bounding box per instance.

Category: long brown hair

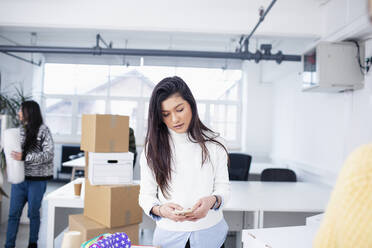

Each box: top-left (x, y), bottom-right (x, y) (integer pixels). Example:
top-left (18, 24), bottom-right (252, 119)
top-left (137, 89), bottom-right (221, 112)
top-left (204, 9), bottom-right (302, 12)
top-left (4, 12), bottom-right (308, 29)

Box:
top-left (21, 100), bottom-right (43, 160)
top-left (145, 76), bottom-right (228, 198)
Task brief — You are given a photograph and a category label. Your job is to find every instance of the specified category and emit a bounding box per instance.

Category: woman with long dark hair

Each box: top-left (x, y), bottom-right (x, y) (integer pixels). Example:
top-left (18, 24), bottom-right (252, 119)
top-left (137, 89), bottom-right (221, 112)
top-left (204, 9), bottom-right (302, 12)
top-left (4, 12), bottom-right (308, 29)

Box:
top-left (139, 76), bottom-right (230, 248)
top-left (5, 100), bottom-right (54, 248)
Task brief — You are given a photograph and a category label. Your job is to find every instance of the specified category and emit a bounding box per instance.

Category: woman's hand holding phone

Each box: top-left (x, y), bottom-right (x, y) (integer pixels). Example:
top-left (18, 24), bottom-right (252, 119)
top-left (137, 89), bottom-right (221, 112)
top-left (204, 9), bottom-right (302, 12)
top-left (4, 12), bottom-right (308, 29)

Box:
top-left (158, 203), bottom-right (189, 222)
top-left (184, 196), bottom-right (216, 222)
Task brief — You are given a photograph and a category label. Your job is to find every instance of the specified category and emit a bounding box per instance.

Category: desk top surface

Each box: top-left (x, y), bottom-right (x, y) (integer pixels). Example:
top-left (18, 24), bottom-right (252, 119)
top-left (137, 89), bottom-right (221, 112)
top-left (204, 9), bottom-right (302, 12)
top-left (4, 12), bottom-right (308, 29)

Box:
top-left (242, 225), bottom-right (318, 248)
top-left (62, 157), bottom-right (85, 167)
top-left (226, 181), bottom-right (331, 212)
top-left (46, 179), bottom-right (331, 213)
top-left (46, 178), bottom-right (84, 201)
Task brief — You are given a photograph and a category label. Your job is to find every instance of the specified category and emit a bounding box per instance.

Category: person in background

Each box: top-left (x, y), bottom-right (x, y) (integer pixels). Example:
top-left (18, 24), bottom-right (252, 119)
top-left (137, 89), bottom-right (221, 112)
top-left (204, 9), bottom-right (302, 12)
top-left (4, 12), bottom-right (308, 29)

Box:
top-left (129, 127), bottom-right (137, 167)
top-left (139, 76), bottom-right (230, 248)
top-left (5, 100), bottom-right (54, 248)
top-left (313, 144), bottom-right (372, 248)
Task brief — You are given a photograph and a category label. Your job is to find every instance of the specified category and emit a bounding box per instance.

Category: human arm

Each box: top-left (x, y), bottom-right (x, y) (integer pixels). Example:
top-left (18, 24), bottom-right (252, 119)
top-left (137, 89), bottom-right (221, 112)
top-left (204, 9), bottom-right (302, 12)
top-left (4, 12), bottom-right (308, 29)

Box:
top-left (210, 140), bottom-right (230, 208)
top-left (11, 151), bottom-right (22, 161)
top-left (139, 151), bottom-right (187, 222)
top-left (151, 203), bottom-right (189, 222)
top-left (186, 139), bottom-right (230, 221)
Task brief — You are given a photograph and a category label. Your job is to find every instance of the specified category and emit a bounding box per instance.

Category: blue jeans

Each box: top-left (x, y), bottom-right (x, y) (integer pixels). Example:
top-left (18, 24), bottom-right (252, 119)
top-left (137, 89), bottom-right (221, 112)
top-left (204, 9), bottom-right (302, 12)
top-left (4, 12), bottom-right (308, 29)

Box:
top-left (5, 180), bottom-right (47, 248)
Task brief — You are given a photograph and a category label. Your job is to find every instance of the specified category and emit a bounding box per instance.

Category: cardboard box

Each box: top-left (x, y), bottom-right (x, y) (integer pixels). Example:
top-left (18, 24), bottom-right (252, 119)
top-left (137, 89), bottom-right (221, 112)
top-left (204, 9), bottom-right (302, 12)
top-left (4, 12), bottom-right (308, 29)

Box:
top-left (84, 179), bottom-right (142, 228)
top-left (88, 152), bottom-right (134, 185)
top-left (69, 214), bottom-right (139, 244)
top-left (81, 114), bottom-right (129, 153)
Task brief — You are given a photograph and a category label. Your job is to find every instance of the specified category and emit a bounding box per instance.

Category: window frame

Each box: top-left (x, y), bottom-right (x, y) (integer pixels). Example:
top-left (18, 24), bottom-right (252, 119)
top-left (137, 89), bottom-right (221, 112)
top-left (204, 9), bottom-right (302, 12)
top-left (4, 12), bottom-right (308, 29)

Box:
top-left (41, 64), bottom-right (242, 149)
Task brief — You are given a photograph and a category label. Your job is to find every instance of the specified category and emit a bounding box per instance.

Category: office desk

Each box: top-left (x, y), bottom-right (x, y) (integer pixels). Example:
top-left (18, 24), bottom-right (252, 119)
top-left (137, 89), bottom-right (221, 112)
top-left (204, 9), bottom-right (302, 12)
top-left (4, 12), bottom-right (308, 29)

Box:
top-left (62, 157), bottom-right (85, 181)
top-left (227, 181), bottom-right (330, 212)
top-left (225, 180), bottom-right (330, 247)
top-left (46, 178), bottom-right (84, 248)
top-left (46, 180), bottom-right (331, 248)
top-left (242, 225), bottom-right (318, 248)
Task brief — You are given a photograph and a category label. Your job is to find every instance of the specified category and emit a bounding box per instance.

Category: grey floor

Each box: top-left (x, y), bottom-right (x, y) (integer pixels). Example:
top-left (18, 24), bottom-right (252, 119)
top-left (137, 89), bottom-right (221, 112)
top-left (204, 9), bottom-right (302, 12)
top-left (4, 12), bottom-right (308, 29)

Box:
top-left (0, 181), bottom-right (236, 248)
top-left (0, 181), bottom-right (67, 248)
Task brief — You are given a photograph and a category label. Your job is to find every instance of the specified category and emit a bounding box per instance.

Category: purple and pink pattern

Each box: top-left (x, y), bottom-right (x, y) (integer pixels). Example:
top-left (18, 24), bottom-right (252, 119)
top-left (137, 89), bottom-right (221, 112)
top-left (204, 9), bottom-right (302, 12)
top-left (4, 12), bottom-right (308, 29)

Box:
top-left (89, 232), bottom-right (131, 248)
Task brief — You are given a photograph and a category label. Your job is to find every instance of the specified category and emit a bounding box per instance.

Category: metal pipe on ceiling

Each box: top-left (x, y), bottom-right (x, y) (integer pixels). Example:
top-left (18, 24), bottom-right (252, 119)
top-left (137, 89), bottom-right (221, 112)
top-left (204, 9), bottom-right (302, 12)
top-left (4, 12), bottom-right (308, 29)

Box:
top-left (238, 0), bottom-right (277, 53)
top-left (244, 0), bottom-right (277, 46)
top-left (0, 45), bottom-right (301, 63)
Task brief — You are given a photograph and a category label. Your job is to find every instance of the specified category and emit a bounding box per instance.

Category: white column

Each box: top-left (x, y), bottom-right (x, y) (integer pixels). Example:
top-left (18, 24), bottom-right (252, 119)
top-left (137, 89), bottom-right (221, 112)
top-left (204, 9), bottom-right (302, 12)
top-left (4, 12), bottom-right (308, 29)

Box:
top-left (241, 60), bottom-right (273, 161)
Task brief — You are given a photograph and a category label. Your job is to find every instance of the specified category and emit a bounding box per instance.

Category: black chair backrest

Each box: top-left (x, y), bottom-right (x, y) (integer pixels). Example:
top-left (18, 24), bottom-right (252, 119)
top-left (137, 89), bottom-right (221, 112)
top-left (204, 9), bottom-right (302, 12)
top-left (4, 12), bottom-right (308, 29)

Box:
top-left (228, 153), bottom-right (252, 181)
top-left (261, 168), bottom-right (297, 182)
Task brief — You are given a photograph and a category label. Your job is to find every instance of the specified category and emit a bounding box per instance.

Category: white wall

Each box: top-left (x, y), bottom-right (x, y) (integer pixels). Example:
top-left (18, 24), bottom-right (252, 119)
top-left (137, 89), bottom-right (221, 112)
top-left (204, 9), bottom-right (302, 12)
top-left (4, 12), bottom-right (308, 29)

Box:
top-left (269, 0), bottom-right (372, 186)
top-left (0, 53), bottom-right (35, 95)
top-left (241, 61), bottom-right (273, 161)
top-left (271, 39), bottom-right (372, 186)
top-left (322, 0), bottom-right (371, 41)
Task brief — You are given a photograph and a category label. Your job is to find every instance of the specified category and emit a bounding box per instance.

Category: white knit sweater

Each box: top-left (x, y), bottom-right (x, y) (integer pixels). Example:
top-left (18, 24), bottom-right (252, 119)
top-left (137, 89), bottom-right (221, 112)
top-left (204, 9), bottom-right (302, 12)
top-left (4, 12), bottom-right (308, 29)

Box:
top-left (139, 129), bottom-right (230, 232)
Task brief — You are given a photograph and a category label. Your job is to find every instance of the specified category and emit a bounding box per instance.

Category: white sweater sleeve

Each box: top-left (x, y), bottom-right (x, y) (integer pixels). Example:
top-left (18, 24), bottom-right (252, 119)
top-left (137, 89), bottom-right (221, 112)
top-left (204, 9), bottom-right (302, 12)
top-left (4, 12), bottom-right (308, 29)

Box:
top-left (139, 151), bottom-right (161, 217)
top-left (211, 139), bottom-right (231, 208)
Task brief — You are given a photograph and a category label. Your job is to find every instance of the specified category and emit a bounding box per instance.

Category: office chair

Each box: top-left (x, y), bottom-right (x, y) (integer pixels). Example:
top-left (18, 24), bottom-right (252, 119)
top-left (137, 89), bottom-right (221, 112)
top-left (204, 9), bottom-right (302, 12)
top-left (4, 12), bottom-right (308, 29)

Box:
top-left (261, 168), bottom-right (297, 182)
top-left (228, 153), bottom-right (252, 181)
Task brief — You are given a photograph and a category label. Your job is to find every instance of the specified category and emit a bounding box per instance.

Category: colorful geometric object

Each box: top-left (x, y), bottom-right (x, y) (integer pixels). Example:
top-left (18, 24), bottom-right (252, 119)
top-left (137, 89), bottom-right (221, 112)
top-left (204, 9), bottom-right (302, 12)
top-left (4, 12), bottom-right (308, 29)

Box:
top-left (81, 233), bottom-right (131, 248)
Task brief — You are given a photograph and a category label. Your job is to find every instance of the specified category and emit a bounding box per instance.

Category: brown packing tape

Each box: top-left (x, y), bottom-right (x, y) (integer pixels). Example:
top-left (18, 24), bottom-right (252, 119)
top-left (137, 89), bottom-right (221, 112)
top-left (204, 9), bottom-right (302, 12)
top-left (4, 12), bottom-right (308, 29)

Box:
top-left (125, 211), bottom-right (131, 225)
top-left (109, 115), bottom-right (116, 152)
top-left (110, 115), bottom-right (116, 128)
top-left (109, 140), bottom-right (115, 152)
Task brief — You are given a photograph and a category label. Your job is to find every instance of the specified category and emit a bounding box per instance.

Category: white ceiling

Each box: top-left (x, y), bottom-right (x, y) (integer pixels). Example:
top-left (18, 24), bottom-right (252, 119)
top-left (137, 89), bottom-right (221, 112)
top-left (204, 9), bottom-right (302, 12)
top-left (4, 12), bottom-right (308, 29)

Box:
top-left (0, 0), bottom-right (324, 39)
top-left (0, 0), bottom-right (325, 53)
top-left (0, 0), bottom-right (325, 82)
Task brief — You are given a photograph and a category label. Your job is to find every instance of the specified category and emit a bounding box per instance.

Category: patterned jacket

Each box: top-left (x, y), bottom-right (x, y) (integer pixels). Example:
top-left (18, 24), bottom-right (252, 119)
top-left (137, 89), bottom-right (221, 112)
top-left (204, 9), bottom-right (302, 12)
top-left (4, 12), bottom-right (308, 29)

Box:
top-left (20, 124), bottom-right (54, 180)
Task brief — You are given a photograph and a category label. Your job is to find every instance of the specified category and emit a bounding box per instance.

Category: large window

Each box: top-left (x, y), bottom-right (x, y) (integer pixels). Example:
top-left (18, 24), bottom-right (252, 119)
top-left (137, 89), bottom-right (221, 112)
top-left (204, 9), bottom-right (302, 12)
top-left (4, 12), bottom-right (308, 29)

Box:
top-left (42, 63), bottom-right (242, 147)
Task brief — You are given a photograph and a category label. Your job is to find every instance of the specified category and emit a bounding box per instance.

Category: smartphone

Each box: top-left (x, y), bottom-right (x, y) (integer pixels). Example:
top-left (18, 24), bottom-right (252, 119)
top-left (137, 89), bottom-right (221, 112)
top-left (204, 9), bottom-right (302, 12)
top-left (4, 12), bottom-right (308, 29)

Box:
top-left (173, 208), bottom-right (192, 215)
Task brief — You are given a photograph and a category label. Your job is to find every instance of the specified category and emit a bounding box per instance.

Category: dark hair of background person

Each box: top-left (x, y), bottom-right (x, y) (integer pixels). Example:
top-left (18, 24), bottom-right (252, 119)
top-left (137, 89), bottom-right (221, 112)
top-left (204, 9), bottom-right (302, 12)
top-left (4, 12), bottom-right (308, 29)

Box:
top-left (145, 76), bottom-right (229, 198)
top-left (21, 100), bottom-right (43, 160)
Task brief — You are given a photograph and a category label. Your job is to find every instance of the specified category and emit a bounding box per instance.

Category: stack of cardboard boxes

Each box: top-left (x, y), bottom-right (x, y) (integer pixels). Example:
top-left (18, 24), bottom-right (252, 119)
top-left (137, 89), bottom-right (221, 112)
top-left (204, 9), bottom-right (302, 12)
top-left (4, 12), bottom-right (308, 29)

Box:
top-left (69, 114), bottom-right (142, 245)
